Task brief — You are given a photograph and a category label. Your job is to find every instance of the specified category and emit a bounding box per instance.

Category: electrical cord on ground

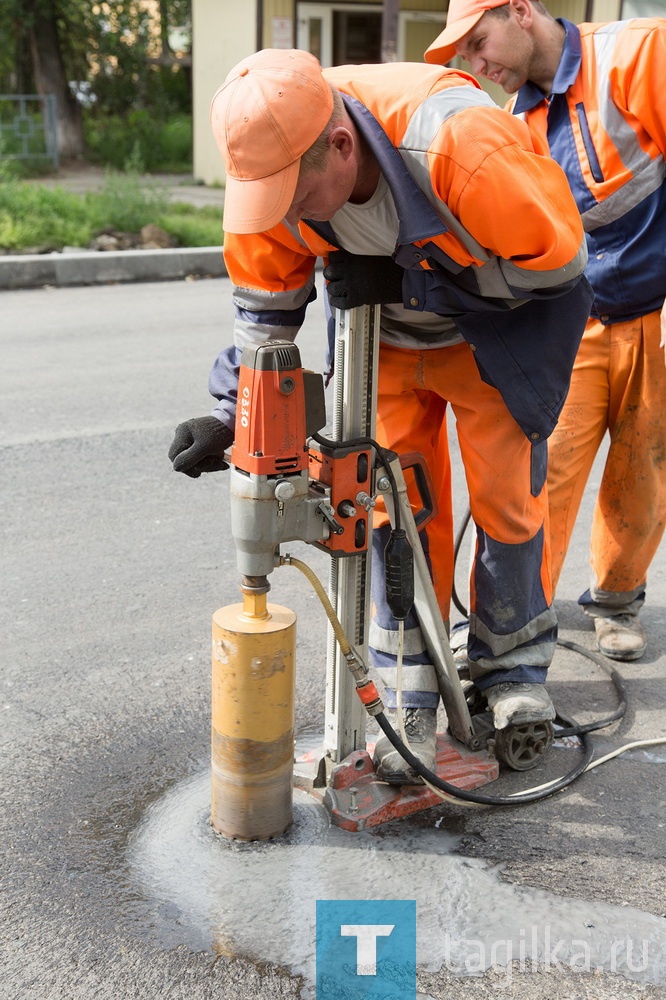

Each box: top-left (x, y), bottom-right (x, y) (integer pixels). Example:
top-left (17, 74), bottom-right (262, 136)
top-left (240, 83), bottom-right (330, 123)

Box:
top-left (506, 736), bottom-right (666, 797)
top-left (284, 497), bottom-right (657, 806)
top-left (396, 615), bottom-right (665, 798)
top-left (391, 602), bottom-right (598, 806)
top-left (375, 707), bottom-right (595, 806)
top-left (452, 507), bottom-right (472, 619)
top-left (449, 506), bottom-right (630, 740)
top-left (578, 737), bottom-right (666, 771)
top-left (446, 504), bottom-right (666, 790)
top-left (283, 552), bottom-right (598, 807)
top-left (551, 638), bottom-right (627, 737)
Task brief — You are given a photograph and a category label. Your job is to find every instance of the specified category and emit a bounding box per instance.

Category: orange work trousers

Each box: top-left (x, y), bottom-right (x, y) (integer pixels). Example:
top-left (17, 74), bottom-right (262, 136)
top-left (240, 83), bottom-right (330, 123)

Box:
top-left (369, 341), bottom-right (556, 702)
top-left (547, 311), bottom-right (666, 613)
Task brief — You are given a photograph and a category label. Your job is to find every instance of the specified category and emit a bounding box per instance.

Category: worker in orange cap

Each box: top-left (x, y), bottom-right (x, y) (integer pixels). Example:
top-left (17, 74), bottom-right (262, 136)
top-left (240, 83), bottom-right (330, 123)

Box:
top-left (425, 2), bottom-right (666, 662)
top-left (169, 48), bottom-right (593, 783)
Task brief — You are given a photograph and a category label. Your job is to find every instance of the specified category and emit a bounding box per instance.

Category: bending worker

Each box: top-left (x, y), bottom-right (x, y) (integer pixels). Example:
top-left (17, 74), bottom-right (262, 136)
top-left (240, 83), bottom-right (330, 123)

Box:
top-left (425, 2), bottom-right (666, 662)
top-left (169, 48), bottom-right (593, 783)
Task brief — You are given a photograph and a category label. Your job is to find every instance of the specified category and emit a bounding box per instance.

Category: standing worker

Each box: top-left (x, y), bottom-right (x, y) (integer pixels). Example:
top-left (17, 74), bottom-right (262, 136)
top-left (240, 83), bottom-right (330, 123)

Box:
top-left (425, 2), bottom-right (666, 662)
top-left (169, 48), bottom-right (593, 782)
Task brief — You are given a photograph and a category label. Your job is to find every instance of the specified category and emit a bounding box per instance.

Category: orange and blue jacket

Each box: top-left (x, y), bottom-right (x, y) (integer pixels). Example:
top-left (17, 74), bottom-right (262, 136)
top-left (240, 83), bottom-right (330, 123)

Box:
top-left (212, 63), bottom-right (592, 441)
top-left (512, 18), bottom-right (666, 323)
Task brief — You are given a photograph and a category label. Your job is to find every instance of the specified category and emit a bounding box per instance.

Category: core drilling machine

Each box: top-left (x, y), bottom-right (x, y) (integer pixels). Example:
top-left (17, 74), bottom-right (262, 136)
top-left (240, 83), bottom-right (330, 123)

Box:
top-left (211, 306), bottom-right (554, 841)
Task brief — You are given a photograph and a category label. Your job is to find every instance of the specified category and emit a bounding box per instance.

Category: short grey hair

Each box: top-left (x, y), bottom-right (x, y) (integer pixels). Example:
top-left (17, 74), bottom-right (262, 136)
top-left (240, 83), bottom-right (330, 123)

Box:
top-left (486, 0), bottom-right (553, 20)
top-left (299, 87), bottom-right (346, 175)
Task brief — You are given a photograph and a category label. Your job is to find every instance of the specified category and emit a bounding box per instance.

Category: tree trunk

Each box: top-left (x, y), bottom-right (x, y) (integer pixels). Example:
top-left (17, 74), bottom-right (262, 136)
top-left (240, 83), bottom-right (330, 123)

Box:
top-left (158, 0), bottom-right (172, 58)
top-left (26, 0), bottom-right (85, 160)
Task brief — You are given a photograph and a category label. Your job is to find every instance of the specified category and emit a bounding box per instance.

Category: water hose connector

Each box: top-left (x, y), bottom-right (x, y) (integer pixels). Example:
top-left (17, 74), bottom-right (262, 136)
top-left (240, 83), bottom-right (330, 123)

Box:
top-left (354, 678), bottom-right (384, 717)
top-left (280, 553), bottom-right (385, 717)
top-left (344, 650), bottom-right (384, 716)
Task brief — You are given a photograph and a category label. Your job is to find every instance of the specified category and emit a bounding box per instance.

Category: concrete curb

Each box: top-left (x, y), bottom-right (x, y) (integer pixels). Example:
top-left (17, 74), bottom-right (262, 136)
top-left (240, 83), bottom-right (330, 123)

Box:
top-left (0, 246), bottom-right (227, 290)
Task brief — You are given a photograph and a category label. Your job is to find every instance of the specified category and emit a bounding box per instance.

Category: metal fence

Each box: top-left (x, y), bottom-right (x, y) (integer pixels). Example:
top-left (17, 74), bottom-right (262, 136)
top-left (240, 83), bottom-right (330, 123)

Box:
top-left (0, 94), bottom-right (58, 169)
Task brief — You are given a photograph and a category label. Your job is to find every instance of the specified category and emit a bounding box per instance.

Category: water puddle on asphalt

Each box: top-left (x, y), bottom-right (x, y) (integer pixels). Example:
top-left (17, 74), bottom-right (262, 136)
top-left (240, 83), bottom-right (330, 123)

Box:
top-left (127, 768), bottom-right (666, 998)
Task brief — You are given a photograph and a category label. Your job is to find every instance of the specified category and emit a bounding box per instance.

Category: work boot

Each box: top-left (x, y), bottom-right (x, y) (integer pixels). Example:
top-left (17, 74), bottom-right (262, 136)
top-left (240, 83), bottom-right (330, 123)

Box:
top-left (485, 682), bottom-right (555, 731)
top-left (594, 614), bottom-right (647, 661)
top-left (373, 707), bottom-right (437, 785)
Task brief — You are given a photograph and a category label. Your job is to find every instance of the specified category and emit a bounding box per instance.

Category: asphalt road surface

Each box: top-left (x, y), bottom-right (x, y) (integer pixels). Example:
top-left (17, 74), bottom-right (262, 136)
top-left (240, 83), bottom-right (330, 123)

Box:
top-left (2, 276), bottom-right (665, 1000)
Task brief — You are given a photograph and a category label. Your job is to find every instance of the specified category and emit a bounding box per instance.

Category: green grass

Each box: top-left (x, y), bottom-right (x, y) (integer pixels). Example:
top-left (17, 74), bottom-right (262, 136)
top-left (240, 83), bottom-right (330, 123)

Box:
top-left (84, 113), bottom-right (193, 173)
top-left (0, 169), bottom-right (223, 252)
top-left (158, 206), bottom-right (223, 248)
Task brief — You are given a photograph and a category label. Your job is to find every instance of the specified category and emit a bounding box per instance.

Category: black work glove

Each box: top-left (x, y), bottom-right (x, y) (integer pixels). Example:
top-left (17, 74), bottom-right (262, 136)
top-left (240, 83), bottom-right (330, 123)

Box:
top-left (168, 416), bottom-right (234, 478)
top-left (323, 249), bottom-right (404, 310)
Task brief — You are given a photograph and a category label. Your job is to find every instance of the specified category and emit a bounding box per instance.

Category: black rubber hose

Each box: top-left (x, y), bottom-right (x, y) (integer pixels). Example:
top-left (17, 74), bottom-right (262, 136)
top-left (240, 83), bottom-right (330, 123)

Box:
top-left (451, 507), bottom-right (472, 618)
top-left (552, 639), bottom-right (628, 737)
top-left (331, 483), bottom-right (621, 802)
top-left (375, 709), bottom-right (594, 806)
top-left (449, 506), bottom-right (628, 741)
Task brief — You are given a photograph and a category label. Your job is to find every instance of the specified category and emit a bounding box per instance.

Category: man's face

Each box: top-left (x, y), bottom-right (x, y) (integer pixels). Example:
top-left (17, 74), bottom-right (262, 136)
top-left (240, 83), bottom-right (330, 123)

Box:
top-left (284, 143), bottom-right (356, 227)
top-left (456, 10), bottom-right (534, 93)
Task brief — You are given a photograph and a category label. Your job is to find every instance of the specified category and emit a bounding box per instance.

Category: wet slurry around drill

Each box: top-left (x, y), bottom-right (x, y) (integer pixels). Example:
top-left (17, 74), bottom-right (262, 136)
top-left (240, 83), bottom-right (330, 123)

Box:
top-left (127, 763), bottom-right (666, 998)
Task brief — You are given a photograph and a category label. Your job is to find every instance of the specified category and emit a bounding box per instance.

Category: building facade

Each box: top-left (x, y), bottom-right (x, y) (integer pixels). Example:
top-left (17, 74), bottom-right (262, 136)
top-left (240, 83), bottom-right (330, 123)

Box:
top-left (192, 0), bottom-right (659, 186)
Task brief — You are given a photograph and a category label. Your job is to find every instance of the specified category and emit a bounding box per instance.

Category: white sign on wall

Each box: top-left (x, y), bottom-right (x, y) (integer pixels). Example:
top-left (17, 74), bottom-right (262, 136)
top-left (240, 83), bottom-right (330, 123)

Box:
top-left (272, 17), bottom-right (294, 48)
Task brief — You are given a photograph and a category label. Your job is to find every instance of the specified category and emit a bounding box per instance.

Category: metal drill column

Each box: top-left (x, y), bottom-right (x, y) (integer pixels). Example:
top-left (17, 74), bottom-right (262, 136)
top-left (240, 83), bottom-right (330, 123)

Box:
top-left (324, 304), bottom-right (380, 763)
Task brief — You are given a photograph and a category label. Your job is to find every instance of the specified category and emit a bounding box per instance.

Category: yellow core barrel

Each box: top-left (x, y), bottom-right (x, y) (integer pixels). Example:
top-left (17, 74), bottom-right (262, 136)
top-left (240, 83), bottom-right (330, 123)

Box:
top-left (211, 593), bottom-right (296, 840)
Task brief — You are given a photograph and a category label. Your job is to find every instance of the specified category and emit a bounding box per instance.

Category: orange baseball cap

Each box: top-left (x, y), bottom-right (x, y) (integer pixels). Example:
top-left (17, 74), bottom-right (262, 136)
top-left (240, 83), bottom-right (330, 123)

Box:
top-left (425, 0), bottom-right (508, 65)
top-left (210, 49), bottom-right (334, 235)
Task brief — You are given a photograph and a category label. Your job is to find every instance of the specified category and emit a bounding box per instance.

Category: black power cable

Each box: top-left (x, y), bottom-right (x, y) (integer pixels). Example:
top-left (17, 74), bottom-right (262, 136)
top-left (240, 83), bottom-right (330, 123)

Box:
top-left (310, 441), bottom-right (624, 804)
top-left (375, 708), bottom-right (594, 806)
top-left (553, 639), bottom-right (628, 737)
top-left (448, 507), bottom-right (629, 741)
top-left (452, 507), bottom-right (472, 618)
top-left (312, 431), bottom-right (402, 529)
top-left (370, 501), bottom-right (628, 804)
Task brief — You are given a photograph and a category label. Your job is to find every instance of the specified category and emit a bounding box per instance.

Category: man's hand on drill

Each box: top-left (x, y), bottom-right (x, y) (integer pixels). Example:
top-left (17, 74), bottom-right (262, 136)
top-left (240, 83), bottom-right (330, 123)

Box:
top-left (323, 249), bottom-right (404, 310)
top-left (168, 416), bottom-right (234, 478)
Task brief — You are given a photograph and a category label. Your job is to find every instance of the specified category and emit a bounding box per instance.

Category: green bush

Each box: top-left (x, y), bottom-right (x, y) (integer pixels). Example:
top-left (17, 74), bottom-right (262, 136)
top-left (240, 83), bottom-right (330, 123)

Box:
top-left (0, 134), bottom-right (55, 179)
top-left (0, 155), bottom-right (21, 182)
top-left (0, 182), bottom-right (91, 249)
top-left (89, 60), bottom-right (191, 121)
top-left (84, 111), bottom-right (193, 172)
top-left (157, 206), bottom-right (223, 248)
top-left (159, 118), bottom-right (193, 167)
top-left (91, 169), bottom-right (171, 231)
top-left (0, 171), bottom-right (222, 252)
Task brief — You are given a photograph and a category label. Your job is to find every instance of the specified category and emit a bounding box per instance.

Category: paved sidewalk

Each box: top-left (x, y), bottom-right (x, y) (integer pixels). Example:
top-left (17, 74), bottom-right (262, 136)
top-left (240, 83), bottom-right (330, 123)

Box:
top-left (1, 162), bottom-right (227, 290)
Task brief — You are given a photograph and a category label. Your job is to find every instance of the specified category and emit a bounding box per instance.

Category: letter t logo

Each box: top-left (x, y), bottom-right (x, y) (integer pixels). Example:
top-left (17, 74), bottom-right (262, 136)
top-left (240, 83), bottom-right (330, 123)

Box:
top-left (340, 924), bottom-right (395, 975)
top-left (317, 900), bottom-right (416, 998)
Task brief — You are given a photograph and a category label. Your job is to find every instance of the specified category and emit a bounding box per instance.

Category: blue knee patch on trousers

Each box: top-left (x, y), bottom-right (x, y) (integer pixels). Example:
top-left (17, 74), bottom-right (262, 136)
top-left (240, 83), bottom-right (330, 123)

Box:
top-left (473, 525), bottom-right (549, 634)
top-left (379, 688), bottom-right (440, 710)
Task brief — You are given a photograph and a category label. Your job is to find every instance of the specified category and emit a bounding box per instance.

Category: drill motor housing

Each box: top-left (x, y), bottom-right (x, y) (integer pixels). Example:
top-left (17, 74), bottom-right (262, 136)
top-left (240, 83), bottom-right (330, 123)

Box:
top-left (229, 341), bottom-right (374, 578)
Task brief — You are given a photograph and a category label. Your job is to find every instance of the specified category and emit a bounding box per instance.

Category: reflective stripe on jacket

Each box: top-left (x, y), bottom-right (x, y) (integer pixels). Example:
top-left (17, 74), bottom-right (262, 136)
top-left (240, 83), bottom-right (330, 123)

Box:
top-left (214, 62), bottom-right (592, 438)
top-left (513, 18), bottom-right (666, 323)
